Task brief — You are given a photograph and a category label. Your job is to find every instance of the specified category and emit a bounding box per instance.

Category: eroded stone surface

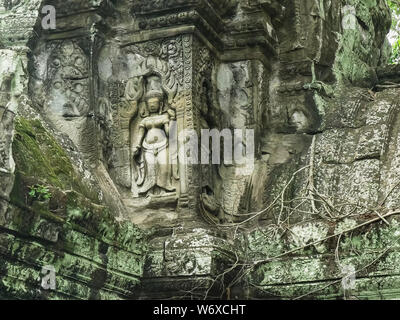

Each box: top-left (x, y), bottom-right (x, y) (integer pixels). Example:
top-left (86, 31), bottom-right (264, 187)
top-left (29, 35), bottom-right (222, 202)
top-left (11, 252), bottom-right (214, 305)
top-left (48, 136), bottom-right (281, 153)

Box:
top-left (1, 0), bottom-right (400, 300)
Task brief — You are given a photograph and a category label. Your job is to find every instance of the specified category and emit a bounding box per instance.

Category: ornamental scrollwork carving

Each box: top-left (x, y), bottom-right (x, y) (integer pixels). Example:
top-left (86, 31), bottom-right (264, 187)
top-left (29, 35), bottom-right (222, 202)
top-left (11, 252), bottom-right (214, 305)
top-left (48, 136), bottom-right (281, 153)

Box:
top-left (45, 41), bottom-right (89, 119)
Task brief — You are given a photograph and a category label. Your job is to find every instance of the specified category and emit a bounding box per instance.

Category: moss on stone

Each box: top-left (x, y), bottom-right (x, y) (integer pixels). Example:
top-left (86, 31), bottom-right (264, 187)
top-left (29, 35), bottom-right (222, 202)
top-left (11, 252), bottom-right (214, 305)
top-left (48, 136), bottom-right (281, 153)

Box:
top-left (333, 0), bottom-right (391, 86)
top-left (0, 116), bottom-right (148, 299)
top-left (10, 117), bottom-right (98, 207)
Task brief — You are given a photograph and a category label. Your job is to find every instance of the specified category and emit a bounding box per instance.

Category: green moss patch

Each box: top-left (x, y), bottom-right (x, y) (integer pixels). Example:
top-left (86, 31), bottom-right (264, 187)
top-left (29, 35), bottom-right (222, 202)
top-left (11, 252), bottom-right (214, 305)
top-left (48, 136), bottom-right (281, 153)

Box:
top-left (10, 117), bottom-right (97, 207)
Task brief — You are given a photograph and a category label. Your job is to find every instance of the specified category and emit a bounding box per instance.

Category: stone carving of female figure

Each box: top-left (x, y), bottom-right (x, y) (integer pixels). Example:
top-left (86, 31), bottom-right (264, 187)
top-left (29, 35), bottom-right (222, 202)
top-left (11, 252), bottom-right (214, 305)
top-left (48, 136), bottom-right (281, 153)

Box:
top-left (130, 75), bottom-right (176, 198)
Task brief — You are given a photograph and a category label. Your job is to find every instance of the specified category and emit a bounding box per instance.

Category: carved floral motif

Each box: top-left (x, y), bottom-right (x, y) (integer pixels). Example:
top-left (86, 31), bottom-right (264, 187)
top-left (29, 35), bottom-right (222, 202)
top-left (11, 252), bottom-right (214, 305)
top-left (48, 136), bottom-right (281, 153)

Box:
top-left (46, 41), bottom-right (89, 118)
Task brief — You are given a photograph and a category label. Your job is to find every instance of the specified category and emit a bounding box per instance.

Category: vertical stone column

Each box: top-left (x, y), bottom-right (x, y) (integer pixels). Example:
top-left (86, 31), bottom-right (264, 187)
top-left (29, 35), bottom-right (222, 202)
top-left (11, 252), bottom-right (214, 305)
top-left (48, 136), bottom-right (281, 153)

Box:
top-left (123, 0), bottom-right (277, 298)
top-left (177, 34), bottom-right (194, 211)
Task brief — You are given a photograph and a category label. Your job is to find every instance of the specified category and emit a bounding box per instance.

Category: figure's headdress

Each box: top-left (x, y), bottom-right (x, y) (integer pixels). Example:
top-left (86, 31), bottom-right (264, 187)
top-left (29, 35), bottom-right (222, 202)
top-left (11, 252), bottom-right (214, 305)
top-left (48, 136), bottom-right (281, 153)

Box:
top-left (144, 89), bottom-right (164, 100)
top-left (144, 74), bottom-right (164, 98)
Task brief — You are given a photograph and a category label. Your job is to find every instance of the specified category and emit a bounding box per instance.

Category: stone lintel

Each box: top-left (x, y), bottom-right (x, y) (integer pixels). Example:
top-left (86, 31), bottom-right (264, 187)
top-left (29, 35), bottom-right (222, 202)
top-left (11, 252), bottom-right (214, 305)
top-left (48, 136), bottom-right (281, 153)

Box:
top-left (130, 1), bottom-right (277, 67)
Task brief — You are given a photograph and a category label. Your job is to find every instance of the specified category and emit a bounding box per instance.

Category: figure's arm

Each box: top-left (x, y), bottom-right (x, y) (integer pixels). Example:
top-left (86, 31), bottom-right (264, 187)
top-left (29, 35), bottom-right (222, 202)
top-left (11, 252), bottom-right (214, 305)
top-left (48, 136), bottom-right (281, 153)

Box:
top-left (164, 111), bottom-right (175, 137)
top-left (164, 122), bottom-right (169, 137)
top-left (137, 126), bottom-right (145, 145)
top-left (132, 125), bottom-right (145, 156)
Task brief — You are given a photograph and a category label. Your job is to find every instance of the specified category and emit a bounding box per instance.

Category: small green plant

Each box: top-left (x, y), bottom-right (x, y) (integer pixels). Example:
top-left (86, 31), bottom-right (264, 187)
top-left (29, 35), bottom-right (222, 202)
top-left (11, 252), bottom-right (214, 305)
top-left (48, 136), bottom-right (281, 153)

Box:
top-left (28, 184), bottom-right (52, 202)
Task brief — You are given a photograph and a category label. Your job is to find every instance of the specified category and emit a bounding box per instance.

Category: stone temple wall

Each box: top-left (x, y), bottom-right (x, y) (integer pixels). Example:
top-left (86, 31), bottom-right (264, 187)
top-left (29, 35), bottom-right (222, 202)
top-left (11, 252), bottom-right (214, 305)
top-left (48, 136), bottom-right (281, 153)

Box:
top-left (1, 0), bottom-right (400, 300)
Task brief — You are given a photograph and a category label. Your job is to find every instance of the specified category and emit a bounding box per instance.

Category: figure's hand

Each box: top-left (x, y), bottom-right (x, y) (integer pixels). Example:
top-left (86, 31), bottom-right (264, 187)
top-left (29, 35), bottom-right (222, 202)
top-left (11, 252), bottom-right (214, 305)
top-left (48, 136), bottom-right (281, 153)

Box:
top-left (167, 109), bottom-right (176, 120)
top-left (132, 146), bottom-right (141, 157)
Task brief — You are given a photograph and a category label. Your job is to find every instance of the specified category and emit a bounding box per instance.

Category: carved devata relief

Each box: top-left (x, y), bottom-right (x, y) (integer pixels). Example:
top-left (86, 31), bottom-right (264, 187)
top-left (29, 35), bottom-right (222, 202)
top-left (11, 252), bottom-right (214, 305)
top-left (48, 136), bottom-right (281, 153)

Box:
top-left (99, 38), bottom-right (183, 205)
top-left (126, 59), bottom-right (179, 198)
top-left (97, 35), bottom-right (258, 223)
